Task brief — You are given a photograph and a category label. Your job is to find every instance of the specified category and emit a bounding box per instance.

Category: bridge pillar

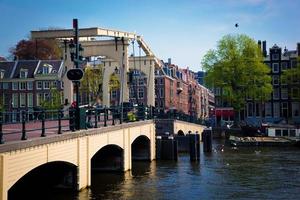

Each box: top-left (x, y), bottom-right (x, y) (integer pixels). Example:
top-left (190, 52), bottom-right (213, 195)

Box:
top-left (77, 137), bottom-right (90, 190)
top-left (123, 129), bottom-right (131, 171)
top-left (0, 154), bottom-right (7, 200)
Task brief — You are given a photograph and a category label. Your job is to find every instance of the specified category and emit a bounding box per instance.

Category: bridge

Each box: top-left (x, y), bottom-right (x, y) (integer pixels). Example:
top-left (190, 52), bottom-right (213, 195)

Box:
top-left (0, 107), bottom-right (206, 200)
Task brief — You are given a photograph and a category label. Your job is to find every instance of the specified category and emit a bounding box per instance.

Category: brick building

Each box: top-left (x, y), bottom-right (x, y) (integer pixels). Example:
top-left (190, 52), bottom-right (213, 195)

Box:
top-left (0, 60), bottom-right (64, 121)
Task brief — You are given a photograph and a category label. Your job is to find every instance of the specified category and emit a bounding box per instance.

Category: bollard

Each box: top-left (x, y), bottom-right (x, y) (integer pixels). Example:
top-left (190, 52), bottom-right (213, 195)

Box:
top-left (155, 136), bottom-right (162, 159)
top-left (41, 110), bottom-right (46, 137)
top-left (21, 111), bottom-right (27, 140)
top-left (58, 109), bottom-right (62, 134)
top-left (203, 128), bottom-right (212, 152)
top-left (0, 112), bottom-right (4, 144)
top-left (189, 133), bottom-right (198, 161)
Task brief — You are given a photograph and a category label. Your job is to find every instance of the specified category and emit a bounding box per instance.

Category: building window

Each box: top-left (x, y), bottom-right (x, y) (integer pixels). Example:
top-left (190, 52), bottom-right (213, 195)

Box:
top-left (265, 103), bottom-right (272, 117)
top-left (274, 102), bottom-right (280, 117)
top-left (27, 82), bottom-right (33, 90)
top-left (144, 60), bottom-right (147, 65)
top-left (281, 102), bottom-right (288, 118)
top-left (159, 88), bottom-right (164, 97)
top-left (247, 102), bottom-right (253, 117)
top-left (0, 70), bottom-right (4, 79)
top-left (215, 88), bottom-right (220, 96)
top-left (138, 88), bottom-right (144, 99)
top-left (291, 60), bottom-right (297, 68)
top-left (20, 93), bottom-right (26, 107)
top-left (36, 81), bottom-right (43, 90)
top-left (281, 62), bottom-right (287, 71)
top-left (51, 81), bottom-right (57, 88)
top-left (19, 82), bottom-right (26, 90)
top-left (37, 93), bottom-right (43, 106)
top-left (12, 82), bottom-right (18, 90)
top-left (112, 90), bottom-right (117, 99)
top-left (272, 76), bottom-right (279, 85)
top-left (12, 93), bottom-right (18, 108)
top-left (272, 63), bottom-right (279, 73)
top-left (27, 93), bottom-right (33, 107)
top-left (292, 88), bottom-right (299, 99)
top-left (44, 81), bottom-right (50, 89)
top-left (273, 88), bottom-right (279, 99)
top-left (292, 102), bottom-right (300, 117)
top-left (272, 54), bottom-right (279, 60)
top-left (42, 66), bottom-right (49, 74)
top-left (44, 93), bottom-right (50, 101)
top-left (138, 78), bottom-right (144, 85)
top-left (20, 69), bottom-right (28, 78)
top-left (281, 88), bottom-right (288, 99)
top-left (160, 79), bottom-right (163, 85)
top-left (2, 82), bottom-right (9, 90)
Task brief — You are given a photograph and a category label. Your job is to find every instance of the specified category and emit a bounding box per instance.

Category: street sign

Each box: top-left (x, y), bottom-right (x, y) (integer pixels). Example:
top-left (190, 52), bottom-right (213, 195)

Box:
top-left (67, 68), bottom-right (84, 81)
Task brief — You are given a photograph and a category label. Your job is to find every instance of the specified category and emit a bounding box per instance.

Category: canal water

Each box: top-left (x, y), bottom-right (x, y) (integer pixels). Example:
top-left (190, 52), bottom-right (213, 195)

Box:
top-left (46, 140), bottom-right (300, 200)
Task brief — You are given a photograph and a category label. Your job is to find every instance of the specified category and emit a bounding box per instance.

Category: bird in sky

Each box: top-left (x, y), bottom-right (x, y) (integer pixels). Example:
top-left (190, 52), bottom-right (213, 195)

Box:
top-left (235, 23), bottom-right (239, 28)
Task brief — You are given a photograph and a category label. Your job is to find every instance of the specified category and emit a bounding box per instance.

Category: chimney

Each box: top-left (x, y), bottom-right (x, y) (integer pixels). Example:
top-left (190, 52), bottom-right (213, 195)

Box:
top-left (168, 58), bottom-right (171, 65)
top-left (297, 43), bottom-right (300, 56)
top-left (258, 40), bottom-right (261, 50)
top-left (262, 40), bottom-right (267, 57)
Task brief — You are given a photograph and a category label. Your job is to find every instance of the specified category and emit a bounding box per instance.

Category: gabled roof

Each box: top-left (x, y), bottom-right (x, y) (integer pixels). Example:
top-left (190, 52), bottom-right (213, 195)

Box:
top-left (12, 60), bottom-right (39, 78)
top-left (0, 61), bottom-right (16, 79)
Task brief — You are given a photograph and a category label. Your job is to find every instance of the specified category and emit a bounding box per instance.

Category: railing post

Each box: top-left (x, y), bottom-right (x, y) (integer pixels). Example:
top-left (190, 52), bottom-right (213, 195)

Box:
top-left (104, 106), bottom-right (107, 127)
top-left (21, 111), bottom-right (27, 140)
top-left (71, 109), bottom-right (76, 132)
top-left (58, 109), bottom-right (62, 134)
top-left (94, 108), bottom-right (98, 128)
top-left (112, 109), bottom-right (115, 126)
top-left (119, 106), bottom-right (123, 124)
top-left (0, 111), bottom-right (4, 144)
top-left (41, 110), bottom-right (46, 137)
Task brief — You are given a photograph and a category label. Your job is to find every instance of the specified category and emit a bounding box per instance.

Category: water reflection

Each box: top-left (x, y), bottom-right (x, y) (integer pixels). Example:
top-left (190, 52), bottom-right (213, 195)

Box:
top-left (36, 140), bottom-right (300, 200)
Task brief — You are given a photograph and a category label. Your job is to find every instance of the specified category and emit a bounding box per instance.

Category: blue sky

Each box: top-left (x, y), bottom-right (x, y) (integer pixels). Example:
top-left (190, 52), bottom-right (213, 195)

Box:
top-left (0, 0), bottom-right (299, 71)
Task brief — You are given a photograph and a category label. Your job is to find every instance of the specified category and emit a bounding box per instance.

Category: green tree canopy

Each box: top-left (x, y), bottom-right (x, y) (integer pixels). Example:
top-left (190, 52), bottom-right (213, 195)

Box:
top-left (80, 64), bottom-right (104, 104)
top-left (282, 57), bottom-right (300, 99)
top-left (202, 34), bottom-right (272, 114)
top-left (40, 87), bottom-right (63, 110)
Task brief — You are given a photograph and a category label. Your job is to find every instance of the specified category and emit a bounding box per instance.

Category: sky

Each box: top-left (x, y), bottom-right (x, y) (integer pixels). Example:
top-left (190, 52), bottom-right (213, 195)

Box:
top-left (0, 0), bottom-right (299, 71)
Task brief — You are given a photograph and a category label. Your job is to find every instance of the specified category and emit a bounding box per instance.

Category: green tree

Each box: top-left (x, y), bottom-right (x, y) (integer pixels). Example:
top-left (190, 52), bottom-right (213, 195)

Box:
top-left (41, 87), bottom-right (63, 110)
top-left (202, 34), bottom-right (272, 122)
top-left (80, 64), bottom-right (104, 105)
top-left (282, 57), bottom-right (300, 98)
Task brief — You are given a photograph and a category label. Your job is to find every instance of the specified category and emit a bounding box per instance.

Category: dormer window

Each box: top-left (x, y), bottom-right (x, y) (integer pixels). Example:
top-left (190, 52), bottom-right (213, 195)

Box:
top-left (42, 63), bottom-right (53, 74)
top-left (0, 70), bottom-right (4, 79)
top-left (20, 69), bottom-right (28, 78)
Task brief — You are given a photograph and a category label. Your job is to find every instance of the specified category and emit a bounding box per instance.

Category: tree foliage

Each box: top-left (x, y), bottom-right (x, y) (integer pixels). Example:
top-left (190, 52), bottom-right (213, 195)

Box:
top-left (282, 57), bottom-right (300, 99)
top-left (109, 73), bottom-right (120, 91)
top-left (202, 34), bottom-right (272, 113)
top-left (41, 87), bottom-right (63, 110)
top-left (10, 39), bottom-right (61, 60)
top-left (80, 64), bottom-right (104, 104)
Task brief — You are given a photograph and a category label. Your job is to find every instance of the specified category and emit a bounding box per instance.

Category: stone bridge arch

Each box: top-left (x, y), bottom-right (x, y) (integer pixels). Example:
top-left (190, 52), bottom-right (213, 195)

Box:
top-left (8, 161), bottom-right (77, 199)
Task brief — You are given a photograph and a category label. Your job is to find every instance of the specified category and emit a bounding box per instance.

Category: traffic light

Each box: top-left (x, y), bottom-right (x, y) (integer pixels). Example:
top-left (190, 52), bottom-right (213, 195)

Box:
top-left (67, 68), bottom-right (84, 81)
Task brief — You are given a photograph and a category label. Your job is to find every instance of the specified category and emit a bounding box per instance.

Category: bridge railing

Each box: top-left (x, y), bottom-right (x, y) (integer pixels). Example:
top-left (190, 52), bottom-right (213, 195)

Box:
top-left (0, 105), bottom-right (204, 144)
